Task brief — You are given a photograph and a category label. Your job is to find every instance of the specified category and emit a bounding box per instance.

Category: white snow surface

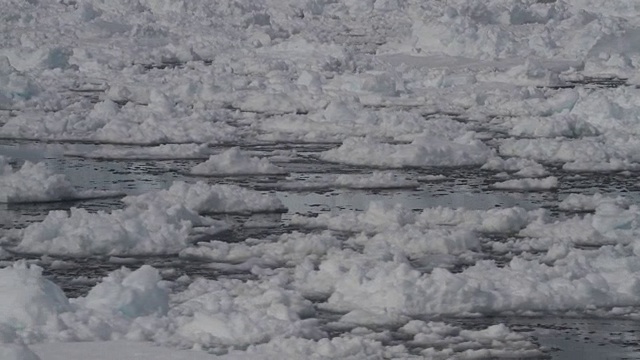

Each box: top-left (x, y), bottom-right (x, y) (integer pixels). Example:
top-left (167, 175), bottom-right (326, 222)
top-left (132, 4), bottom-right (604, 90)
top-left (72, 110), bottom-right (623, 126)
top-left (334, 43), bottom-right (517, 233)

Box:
top-left (6, 0), bottom-right (640, 358)
top-left (7, 181), bottom-right (283, 256)
top-left (122, 181), bottom-right (285, 214)
top-left (12, 204), bottom-right (222, 256)
top-left (0, 160), bottom-right (120, 203)
top-left (559, 193), bottom-right (630, 211)
top-left (190, 148), bottom-right (285, 175)
top-left (491, 176), bottom-right (559, 191)
top-left (1, 262), bottom-right (543, 360)
top-left (321, 134), bottom-right (495, 168)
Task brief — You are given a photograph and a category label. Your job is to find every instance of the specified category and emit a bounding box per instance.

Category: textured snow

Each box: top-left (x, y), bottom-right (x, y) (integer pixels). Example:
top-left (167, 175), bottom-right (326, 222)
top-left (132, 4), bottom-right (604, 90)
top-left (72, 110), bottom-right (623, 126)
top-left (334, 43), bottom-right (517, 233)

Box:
top-left (0, 160), bottom-right (120, 203)
top-left (1, 262), bottom-right (543, 360)
top-left (491, 176), bottom-right (559, 191)
top-left (5, 0), bottom-right (640, 358)
top-left (320, 134), bottom-right (495, 168)
top-left (9, 181), bottom-right (283, 256)
top-left (12, 204), bottom-right (224, 256)
top-left (122, 181), bottom-right (285, 214)
top-left (559, 193), bottom-right (630, 211)
top-left (191, 148), bottom-right (285, 176)
top-left (0, 262), bottom-right (71, 331)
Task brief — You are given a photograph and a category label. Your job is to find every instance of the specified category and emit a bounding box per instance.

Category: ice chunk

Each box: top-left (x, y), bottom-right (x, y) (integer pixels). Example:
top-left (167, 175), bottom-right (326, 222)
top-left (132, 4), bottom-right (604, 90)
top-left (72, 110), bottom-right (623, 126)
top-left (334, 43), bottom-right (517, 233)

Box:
top-left (190, 148), bottom-right (285, 175)
top-left (320, 134), bottom-right (494, 168)
top-left (78, 266), bottom-right (169, 318)
top-left (0, 161), bottom-right (119, 203)
top-left (123, 181), bottom-right (285, 214)
top-left (0, 262), bottom-right (70, 330)
top-left (491, 176), bottom-right (558, 191)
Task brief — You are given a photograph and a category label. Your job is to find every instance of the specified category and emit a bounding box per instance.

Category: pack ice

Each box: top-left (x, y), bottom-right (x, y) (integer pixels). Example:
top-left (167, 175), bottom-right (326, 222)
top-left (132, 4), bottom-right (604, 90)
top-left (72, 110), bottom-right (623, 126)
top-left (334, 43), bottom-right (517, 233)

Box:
top-left (2, 0), bottom-right (640, 358)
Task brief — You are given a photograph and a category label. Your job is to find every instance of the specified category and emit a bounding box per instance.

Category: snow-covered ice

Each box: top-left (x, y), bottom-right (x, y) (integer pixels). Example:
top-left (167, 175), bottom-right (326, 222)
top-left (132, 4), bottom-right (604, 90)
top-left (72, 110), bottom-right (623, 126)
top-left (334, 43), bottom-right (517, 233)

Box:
top-left (122, 181), bottom-right (285, 214)
top-left (491, 176), bottom-right (559, 191)
top-left (190, 148), bottom-right (285, 176)
top-left (0, 160), bottom-right (120, 203)
top-left (320, 134), bottom-right (495, 168)
top-left (5, 181), bottom-right (283, 256)
top-left (5, 0), bottom-right (640, 358)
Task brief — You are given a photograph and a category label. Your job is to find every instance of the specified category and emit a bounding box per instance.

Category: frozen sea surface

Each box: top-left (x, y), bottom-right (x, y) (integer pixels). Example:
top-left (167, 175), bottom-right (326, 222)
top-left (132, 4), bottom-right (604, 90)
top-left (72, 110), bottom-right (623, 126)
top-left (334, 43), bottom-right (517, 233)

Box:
top-left (5, 0), bottom-right (640, 358)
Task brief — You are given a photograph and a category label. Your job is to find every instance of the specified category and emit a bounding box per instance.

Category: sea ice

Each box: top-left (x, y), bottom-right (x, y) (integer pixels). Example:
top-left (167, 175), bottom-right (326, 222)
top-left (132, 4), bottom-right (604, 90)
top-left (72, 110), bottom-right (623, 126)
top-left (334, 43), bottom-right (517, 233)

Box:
top-left (320, 133), bottom-right (494, 168)
top-left (190, 148), bottom-right (285, 176)
top-left (0, 160), bottom-right (120, 203)
top-left (491, 176), bottom-right (558, 191)
top-left (122, 181), bottom-right (285, 214)
top-left (5, 0), bottom-right (640, 358)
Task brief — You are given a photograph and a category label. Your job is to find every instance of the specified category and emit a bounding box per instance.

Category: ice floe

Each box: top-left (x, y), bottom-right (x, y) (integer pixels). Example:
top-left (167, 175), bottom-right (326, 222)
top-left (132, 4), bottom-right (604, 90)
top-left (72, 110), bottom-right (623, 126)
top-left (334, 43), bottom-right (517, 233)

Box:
top-left (6, 181), bottom-right (283, 256)
top-left (122, 181), bottom-right (285, 214)
top-left (320, 134), bottom-right (494, 168)
top-left (0, 160), bottom-right (120, 203)
top-left (190, 148), bottom-right (285, 176)
top-left (6, 0), bottom-right (640, 358)
top-left (491, 176), bottom-right (558, 191)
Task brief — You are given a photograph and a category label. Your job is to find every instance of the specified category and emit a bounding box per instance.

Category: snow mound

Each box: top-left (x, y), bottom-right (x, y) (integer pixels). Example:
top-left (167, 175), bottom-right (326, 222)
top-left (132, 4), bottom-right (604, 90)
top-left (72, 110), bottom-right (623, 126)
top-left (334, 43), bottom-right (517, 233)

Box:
top-left (0, 161), bottom-right (119, 203)
top-left (180, 231), bottom-right (341, 267)
top-left (13, 205), bottom-right (223, 256)
top-left (559, 193), bottom-right (630, 211)
top-left (320, 134), bottom-right (494, 168)
top-left (10, 181), bottom-right (282, 256)
top-left (491, 176), bottom-right (558, 191)
top-left (172, 277), bottom-right (321, 347)
top-left (296, 245), bottom-right (640, 317)
top-left (0, 262), bottom-right (70, 331)
top-left (292, 202), bottom-right (541, 234)
top-left (190, 148), bottom-right (285, 175)
top-left (77, 266), bottom-right (168, 318)
top-left (123, 181), bottom-right (285, 214)
top-left (506, 115), bottom-right (599, 139)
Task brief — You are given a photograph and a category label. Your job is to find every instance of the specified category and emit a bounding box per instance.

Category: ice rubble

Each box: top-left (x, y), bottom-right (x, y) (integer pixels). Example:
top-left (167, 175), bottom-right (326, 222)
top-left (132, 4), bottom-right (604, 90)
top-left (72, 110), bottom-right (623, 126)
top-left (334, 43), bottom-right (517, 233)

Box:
top-left (320, 134), bottom-right (495, 168)
top-left (0, 262), bottom-right (543, 360)
top-left (0, 158), bottom-right (119, 203)
top-left (491, 176), bottom-right (558, 191)
top-left (9, 200), bottom-right (640, 358)
top-left (286, 203), bottom-right (640, 318)
top-left (5, 0), bottom-right (640, 358)
top-left (122, 181), bottom-right (285, 214)
top-left (559, 192), bottom-right (630, 211)
top-left (9, 181), bottom-right (283, 256)
top-left (190, 148), bottom-right (285, 176)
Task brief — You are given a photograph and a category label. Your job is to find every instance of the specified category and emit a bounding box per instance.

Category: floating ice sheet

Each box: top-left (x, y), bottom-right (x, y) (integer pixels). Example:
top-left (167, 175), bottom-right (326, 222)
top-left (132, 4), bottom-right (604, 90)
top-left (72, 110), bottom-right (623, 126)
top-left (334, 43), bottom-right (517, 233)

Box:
top-left (0, 160), bottom-right (121, 203)
top-left (190, 148), bottom-right (285, 176)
